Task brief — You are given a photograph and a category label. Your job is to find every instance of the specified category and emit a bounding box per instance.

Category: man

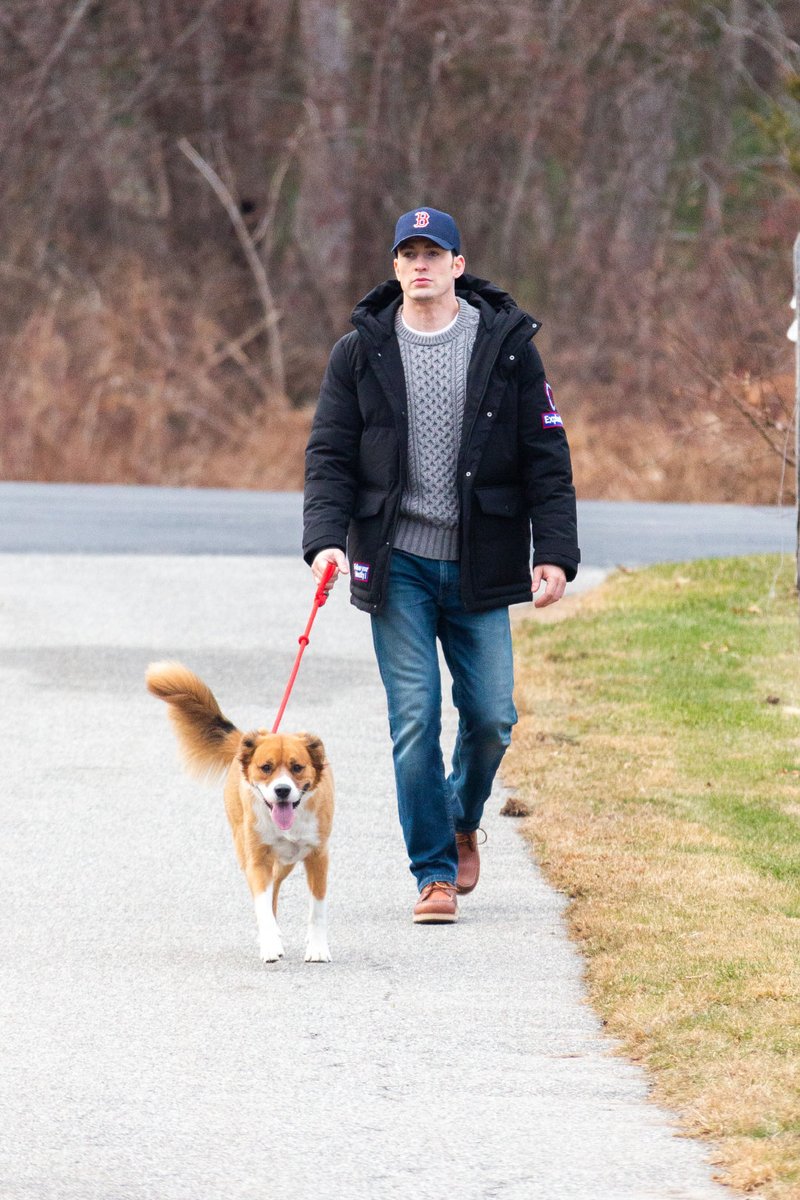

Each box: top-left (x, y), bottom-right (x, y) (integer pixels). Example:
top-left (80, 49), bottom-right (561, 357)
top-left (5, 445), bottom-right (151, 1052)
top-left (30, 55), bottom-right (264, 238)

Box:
top-left (303, 207), bottom-right (579, 924)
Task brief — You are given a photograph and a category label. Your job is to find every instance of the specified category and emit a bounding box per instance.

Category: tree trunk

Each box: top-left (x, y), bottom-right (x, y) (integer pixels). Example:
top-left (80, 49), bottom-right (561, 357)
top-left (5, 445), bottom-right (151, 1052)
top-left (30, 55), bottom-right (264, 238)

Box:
top-left (295, 0), bottom-right (354, 331)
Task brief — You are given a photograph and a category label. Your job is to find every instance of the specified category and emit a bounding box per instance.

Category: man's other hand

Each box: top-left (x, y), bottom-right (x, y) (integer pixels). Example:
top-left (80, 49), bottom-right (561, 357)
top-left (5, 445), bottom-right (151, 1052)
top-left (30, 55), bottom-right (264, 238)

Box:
top-left (531, 564), bottom-right (567, 608)
top-left (312, 549), bottom-right (349, 590)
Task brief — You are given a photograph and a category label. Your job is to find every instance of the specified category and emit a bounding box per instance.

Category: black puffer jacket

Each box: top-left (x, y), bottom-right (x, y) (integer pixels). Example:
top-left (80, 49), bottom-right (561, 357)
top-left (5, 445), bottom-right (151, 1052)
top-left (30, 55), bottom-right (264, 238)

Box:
top-left (303, 273), bottom-right (580, 614)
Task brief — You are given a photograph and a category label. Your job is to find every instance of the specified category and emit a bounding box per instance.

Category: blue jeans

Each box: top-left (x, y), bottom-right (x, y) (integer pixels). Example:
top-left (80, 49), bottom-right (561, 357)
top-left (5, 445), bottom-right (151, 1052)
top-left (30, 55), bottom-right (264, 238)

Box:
top-left (370, 551), bottom-right (517, 891)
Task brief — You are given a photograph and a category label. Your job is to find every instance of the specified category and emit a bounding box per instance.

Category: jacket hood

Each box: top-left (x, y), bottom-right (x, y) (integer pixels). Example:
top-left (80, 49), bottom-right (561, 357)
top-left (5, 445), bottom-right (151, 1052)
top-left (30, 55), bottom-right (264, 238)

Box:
top-left (351, 272), bottom-right (540, 342)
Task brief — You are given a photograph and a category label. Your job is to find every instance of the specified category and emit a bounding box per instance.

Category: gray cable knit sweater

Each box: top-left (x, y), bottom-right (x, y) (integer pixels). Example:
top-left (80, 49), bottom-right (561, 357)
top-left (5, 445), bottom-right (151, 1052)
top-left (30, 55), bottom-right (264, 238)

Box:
top-left (393, 297), bottom-right (480, 561)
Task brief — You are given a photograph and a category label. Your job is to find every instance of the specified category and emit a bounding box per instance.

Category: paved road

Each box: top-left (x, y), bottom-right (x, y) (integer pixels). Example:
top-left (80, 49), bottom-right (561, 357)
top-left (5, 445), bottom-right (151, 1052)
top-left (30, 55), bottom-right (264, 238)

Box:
top-left (0, 484), bottom-right (771, 1199)
top-left (0, 480), bottom-right (792, 564)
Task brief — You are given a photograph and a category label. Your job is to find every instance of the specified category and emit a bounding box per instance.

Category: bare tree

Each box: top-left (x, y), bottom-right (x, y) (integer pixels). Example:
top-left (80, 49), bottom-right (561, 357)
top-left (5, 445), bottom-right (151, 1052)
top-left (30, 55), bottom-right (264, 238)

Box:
top-left (0, 0), bottom-right (798, 493)
top-left (294, 0), bottom-right (355, 330)
top-left (177, 137), bottom-right (288, 407)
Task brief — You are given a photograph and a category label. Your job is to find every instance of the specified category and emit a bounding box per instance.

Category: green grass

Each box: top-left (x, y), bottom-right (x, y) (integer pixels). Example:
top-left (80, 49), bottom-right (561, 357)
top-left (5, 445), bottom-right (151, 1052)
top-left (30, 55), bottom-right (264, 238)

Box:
top-left (541, 557), bottom-right (800, 877)
top-left (506, 555), bottom-right (800, 1198)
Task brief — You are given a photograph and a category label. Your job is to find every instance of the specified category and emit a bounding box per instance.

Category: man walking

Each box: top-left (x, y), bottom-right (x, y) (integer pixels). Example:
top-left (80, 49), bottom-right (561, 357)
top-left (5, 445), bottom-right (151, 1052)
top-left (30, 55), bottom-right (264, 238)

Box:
top-left (303, 207), bottom-right (579, 924)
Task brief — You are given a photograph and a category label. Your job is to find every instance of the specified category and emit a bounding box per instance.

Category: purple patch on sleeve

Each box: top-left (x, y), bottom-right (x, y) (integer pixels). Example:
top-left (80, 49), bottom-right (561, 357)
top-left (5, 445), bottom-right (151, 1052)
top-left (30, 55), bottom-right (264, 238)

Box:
top-left (541, 411), bottom-right (564, 429)
top-left (353, 561), bottom-right (371, 583)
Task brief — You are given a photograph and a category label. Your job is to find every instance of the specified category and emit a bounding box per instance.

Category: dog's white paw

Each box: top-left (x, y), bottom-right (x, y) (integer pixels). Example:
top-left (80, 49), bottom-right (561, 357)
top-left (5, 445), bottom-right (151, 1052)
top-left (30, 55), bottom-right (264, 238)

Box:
top-left (254, 891), bottom-right (284, 962)
top-left (259, 933), bottom-right (284, 963)
top-left (304, 934), bottom-right (331, 963)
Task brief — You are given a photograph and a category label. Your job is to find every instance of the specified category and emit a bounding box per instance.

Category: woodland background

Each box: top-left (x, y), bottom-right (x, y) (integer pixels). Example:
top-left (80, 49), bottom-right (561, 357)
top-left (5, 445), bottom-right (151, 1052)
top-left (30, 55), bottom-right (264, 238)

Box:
top-left (1, 0), bottom-right (799, 502)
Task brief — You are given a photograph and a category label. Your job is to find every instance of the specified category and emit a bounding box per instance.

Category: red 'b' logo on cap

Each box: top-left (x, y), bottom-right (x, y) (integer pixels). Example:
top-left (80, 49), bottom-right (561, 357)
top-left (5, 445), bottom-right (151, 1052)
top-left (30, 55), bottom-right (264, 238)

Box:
top-left (413, 211), bottom-right (430, 228)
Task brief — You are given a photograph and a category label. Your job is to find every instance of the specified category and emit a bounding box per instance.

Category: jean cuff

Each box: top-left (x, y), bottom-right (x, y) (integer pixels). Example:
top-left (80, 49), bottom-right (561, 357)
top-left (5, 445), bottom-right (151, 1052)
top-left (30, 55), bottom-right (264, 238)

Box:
top-left (417, 875), bottom-right (457, 893)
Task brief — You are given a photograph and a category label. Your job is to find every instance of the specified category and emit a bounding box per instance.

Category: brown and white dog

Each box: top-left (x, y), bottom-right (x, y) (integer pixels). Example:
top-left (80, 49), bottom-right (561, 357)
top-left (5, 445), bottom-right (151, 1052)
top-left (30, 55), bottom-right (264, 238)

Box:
top-left (145, 661), bottom-right (333, 963)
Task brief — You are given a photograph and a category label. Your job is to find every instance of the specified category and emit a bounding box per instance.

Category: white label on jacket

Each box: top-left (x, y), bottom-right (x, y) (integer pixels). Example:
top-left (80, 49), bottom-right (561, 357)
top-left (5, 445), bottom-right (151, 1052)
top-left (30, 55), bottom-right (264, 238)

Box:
top-left (542, 412), bottom-right (564, 429)
top-left (353, 561), bottom-right (371, 583)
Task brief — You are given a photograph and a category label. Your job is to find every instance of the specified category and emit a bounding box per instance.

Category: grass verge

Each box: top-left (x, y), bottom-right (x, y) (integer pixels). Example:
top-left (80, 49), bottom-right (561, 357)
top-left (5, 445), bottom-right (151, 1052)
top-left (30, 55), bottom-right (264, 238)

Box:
top-left (505, 555), bottom-right (800, 1198)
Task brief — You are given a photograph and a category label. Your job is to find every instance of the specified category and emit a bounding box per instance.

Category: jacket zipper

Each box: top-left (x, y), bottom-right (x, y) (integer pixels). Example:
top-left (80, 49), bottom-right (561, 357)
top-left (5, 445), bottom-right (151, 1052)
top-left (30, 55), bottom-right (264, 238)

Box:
top-left (458, 311), bottom-right (531, 478)
top-left (362, 336), bottom-right (407, 610)
top-left (457, 312), bottom-right (533, 604)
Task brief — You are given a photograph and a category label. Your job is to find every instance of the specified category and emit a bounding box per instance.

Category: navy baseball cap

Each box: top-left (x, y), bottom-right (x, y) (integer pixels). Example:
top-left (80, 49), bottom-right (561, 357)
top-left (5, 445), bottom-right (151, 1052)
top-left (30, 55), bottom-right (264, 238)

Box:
top-left (392, 207), bottom-right (461, 255)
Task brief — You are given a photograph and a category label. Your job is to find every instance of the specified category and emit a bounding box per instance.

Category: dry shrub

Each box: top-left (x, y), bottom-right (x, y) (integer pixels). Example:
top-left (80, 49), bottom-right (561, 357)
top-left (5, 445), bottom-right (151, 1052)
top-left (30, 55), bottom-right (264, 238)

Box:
top-left (0, 250), bottom-right (793, 504)
top-left (0, 253), bottom-right (311, 490)
top-left (564, 376), bottom-right (793, 506)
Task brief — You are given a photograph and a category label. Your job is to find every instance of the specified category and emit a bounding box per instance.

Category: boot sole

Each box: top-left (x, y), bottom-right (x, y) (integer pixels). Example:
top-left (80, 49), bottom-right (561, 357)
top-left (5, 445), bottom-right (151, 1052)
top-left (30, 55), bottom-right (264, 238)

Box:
top-left (413, 912), bottom-right (458, 924)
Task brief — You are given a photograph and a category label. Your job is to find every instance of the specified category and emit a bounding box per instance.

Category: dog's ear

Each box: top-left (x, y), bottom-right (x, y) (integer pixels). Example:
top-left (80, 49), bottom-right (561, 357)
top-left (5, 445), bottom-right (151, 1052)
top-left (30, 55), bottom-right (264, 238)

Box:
top-left (301, 733), bottom-right (326, 775)
top-left (238, 732), bottom-right (260, 770)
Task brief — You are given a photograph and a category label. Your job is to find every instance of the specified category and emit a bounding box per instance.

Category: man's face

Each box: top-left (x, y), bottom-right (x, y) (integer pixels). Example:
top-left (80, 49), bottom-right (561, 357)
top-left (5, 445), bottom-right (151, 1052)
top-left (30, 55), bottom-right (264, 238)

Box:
top-left (393, 238), bottom-right (465, 303)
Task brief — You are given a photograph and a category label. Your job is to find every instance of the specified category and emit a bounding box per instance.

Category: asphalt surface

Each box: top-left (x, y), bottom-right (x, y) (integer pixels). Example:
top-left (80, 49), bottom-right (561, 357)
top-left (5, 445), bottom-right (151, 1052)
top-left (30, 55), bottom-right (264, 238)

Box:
top-left (0, 480), bottom-right (793, 565)
top-left (0, 535), bottom-right (746, 1199)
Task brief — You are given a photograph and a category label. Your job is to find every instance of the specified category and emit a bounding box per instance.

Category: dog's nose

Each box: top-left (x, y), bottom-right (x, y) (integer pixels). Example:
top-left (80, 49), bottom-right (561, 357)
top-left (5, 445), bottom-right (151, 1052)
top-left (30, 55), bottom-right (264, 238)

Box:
top-left (273, 784), bottom-right (291, 802)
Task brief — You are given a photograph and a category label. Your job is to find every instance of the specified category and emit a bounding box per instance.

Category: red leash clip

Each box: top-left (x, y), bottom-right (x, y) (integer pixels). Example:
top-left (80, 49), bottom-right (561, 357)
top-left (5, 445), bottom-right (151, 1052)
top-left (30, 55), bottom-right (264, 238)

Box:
top-left (271, 561), bottom-right (337, 733)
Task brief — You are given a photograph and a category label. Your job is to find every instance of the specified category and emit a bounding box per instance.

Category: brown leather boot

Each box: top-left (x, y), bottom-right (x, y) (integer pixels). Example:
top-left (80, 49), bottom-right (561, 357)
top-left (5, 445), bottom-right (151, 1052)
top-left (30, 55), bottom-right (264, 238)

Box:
top-left (413, 881), bottom-right (458, 924)
top-left (455, 829), bottom-right (484, 895)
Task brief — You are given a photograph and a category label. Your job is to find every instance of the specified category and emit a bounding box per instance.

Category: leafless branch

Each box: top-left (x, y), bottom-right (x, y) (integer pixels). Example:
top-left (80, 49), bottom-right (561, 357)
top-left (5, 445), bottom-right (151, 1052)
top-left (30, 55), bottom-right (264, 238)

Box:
top-left (177, 136), bottom-right (287, 407)
top-left (252, 114), bottom-right (312, 257)
top-left (30, 0), bottom-right (93, 96)
top-left (677, 339), bottom-right (796, 466)
top-left (113, 0), bottom-right (222, 118)
top-left (207, 319), bottom-right (270, 370)
top-left (0, 0), bottom-right (94, 151)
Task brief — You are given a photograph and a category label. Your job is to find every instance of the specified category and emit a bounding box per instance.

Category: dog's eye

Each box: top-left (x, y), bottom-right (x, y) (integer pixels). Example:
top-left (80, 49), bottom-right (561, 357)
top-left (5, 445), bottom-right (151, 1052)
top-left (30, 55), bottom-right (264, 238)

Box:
top-left (290, 762), bottom-right (304, 775)
top-left (260, 762), bottom-right (274, 775)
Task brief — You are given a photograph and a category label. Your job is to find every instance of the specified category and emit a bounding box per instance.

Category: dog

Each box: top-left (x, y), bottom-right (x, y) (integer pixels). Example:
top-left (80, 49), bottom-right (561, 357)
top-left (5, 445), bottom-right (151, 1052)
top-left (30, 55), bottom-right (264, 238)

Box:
top-left (145, 661), bottom-right (333, 964)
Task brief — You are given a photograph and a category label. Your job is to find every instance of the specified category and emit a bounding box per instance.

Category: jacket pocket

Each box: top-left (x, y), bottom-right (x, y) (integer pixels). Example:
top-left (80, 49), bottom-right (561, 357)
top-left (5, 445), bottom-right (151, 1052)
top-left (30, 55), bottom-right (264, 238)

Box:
top-left (354, 488), bottom-right (386, 518)
top-left (474, 485), bottom-right (523, 517)
top-left (348, 489), bottom-right (389, 597)
top-left (470, 485), bottom-right (530, 595)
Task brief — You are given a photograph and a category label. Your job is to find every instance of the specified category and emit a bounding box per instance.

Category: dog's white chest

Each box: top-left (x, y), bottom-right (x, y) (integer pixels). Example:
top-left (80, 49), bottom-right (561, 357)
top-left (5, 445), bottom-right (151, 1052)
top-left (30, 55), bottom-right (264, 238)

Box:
top-left (251, 796), bottom-right (320, 864)
top-left (271, 832), bottom-right (314, 864)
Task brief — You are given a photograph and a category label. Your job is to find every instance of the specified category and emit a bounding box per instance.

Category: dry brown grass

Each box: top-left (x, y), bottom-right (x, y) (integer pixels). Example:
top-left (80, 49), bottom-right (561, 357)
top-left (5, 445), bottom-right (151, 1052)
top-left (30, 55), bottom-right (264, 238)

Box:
top-left (0, 254), bottom-right (311, 490)
top-left (505, 558), bottom-right (800, 1197)
top-left (0, 255), bottom-right (792, 503)
top-left (563, 370), bottom-right (794, 505)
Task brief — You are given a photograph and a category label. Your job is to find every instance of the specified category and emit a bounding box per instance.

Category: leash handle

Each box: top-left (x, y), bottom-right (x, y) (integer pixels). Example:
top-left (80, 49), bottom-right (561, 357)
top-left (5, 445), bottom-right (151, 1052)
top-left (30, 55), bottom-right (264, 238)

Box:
top-left (271, 560), bottom-right (338, 733)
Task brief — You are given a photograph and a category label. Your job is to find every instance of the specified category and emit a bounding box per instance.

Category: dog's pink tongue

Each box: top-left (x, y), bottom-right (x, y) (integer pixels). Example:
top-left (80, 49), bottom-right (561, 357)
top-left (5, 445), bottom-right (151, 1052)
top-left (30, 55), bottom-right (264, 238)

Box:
top-left (272, 803), bottom-right (296, 831)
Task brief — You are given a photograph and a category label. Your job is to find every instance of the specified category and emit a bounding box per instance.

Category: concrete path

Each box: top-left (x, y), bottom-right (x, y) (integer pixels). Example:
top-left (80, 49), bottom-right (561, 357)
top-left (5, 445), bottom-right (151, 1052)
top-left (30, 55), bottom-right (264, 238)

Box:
top-left (0, 553), bottom-right (736, 1200)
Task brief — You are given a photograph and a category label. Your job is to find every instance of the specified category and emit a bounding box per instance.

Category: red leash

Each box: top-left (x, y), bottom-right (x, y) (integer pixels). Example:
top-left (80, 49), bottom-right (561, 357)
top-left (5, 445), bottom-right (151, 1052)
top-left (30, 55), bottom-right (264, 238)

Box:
top-left (271, 561), bottom-right (337, 733)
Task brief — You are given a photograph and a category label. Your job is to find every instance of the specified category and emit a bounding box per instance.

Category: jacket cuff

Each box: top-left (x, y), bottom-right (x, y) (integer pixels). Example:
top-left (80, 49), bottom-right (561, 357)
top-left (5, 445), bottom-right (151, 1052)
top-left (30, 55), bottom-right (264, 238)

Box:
top-left (303, 539), bottom-right (347, 567)
top-left (532, 551), bottom-right (580, 584)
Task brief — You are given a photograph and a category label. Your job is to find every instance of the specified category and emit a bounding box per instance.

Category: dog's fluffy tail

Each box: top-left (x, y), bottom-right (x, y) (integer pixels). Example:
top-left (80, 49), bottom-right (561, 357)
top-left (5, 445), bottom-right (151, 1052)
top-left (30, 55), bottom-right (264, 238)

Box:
top-left (146, 661), bottom-right (242, 779)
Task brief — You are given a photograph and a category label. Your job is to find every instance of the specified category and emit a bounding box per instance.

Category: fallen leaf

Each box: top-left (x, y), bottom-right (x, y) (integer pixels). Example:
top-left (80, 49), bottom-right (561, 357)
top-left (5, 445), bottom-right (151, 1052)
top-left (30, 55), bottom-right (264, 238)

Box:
top-left (500, 795), bottom-right (531, 818)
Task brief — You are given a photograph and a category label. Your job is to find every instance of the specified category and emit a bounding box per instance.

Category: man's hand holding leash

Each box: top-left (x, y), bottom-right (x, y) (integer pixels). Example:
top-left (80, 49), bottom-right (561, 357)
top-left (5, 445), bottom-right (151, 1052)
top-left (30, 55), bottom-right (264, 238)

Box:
top-left (312, 549), bottom-right (349, 592)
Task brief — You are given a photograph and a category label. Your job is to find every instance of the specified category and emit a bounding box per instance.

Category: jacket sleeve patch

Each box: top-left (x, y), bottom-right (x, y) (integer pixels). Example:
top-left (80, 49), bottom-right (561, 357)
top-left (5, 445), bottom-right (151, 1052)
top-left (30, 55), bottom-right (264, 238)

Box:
top-left (542, 411), bottom-right (564, 429)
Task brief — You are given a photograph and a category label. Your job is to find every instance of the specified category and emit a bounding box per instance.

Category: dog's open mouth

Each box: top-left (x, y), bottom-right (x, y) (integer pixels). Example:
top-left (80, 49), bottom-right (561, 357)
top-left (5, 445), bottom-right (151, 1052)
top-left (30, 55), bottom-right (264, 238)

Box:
top-left (264, 797), bottom-right (301, 831)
